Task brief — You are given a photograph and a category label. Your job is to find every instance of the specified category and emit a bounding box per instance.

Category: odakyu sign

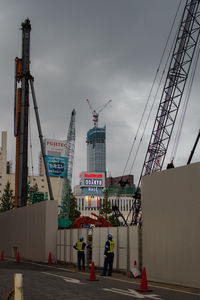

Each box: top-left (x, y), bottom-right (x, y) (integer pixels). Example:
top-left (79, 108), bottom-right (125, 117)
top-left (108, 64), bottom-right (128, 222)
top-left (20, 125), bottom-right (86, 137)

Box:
top-left (79, 172), bottom-right (105, 187)
top-left (46, 155), bottom-right (68, 177)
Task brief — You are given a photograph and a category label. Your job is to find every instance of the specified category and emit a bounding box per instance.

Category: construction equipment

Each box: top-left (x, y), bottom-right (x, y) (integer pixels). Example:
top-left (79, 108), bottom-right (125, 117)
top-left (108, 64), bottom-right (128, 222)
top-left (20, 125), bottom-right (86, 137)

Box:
top-left (58, 109), bottom-right (76, 228)
top-left (129, 0), bottom-right (200, 226)
top-left (140, 0), bottom-right (200, 181)
top-left (72, 212), bottom-right (112, 228)
top-left (14, 19), bottom-right (54, 207)
top-left (111, 1), bottom-right (200, 226)
top-left (86, 99), bottom-right (112, 127)
top-left (187, 129), bottom-right (200, 164)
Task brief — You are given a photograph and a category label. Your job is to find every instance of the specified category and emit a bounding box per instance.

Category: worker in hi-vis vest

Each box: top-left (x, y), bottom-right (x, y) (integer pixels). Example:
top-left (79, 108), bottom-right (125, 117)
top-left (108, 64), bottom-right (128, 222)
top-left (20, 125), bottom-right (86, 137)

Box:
top-left (73, 236), bottom-right (86, 270)
top-left (101, 233), bottom-right (115, 276)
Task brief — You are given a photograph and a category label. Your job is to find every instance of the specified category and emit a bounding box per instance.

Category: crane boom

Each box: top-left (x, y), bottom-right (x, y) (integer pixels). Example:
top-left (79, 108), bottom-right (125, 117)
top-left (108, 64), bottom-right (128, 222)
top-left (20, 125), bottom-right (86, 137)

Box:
top-left (139, 0), bottom-right (200, 185)
top-left (59, 109), bottom-right (76, 228)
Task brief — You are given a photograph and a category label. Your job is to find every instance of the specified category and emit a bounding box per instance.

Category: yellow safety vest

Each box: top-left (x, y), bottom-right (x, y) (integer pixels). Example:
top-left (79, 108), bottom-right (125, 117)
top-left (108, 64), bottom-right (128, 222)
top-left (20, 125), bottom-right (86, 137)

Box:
top-left (107, 240), bottom-right (115, 253)
top-left (77, 241), bottom-right (84, 251)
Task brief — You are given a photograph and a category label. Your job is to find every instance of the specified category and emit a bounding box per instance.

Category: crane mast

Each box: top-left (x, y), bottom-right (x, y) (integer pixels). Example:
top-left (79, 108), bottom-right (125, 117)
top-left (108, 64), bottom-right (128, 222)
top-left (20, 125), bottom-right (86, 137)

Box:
top-left (15, 19), bottom-right (54, 207)
top-left (59, 109), bottom-right (76, 228)
top-left (16, 19), bottom-right (31, 207)
top-left (139, 0), bottom-right (200, 185)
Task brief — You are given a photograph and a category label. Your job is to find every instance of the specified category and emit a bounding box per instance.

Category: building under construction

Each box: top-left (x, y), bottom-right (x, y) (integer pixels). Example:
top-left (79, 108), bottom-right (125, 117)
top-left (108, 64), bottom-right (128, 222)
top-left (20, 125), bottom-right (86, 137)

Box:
top-left (86, 126), bottom-right (106, 173)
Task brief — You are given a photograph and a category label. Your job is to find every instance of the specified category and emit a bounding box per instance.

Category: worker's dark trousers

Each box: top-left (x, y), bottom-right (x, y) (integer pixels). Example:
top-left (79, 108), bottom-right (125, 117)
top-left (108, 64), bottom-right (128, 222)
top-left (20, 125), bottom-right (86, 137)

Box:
top-left (78, 251), bottom-right (85, 270)
top-left (102, 253), bottom-right (114, 275)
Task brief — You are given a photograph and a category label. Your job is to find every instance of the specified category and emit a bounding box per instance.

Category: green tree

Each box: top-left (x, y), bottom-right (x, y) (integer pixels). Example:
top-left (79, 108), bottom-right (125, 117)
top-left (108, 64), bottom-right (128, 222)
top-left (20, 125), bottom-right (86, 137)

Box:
top-left (108, 214), bottom-right (120, 227)
top-left (27, 182), bottom-right (39, 205)
top-left (99, 189), bottom-right (112, 220)
top-left (0, 181), bottom-right (14, 212)
top-left (69, 192), bottom-right (81, 223)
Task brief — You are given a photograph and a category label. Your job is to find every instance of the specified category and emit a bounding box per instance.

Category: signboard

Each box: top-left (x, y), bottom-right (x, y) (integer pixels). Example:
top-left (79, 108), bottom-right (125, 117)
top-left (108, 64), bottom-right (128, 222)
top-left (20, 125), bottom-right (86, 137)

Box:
top-left (85, 196), bottom-right (101, 208)
top-left (80, 172), bottom-right (105, 188)
top-left (82, 187), bottom-right (103, 196)
top-left (44, 138), bottom-right (67, 157)
top-left (46, 155), bottom-right (67, 177)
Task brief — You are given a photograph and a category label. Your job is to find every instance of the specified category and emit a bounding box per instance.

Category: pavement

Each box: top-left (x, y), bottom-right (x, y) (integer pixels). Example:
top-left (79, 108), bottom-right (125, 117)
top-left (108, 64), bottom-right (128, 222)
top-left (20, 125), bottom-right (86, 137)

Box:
top-left (54, 262), bottom-right (200, 295)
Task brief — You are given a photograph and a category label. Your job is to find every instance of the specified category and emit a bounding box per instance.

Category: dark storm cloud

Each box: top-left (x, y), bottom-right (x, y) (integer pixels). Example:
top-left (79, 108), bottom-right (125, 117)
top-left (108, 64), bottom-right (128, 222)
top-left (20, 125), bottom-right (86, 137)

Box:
top-left (0, 0), bottom-right (199, 187)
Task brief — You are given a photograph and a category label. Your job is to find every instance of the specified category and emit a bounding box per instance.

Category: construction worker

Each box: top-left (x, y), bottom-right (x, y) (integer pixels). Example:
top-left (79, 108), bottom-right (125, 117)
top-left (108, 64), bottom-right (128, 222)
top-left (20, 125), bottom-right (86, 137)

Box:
top-left (73, 236), bottom-right (86, 270)
top-left (101, 233), bottom-right (115, 276)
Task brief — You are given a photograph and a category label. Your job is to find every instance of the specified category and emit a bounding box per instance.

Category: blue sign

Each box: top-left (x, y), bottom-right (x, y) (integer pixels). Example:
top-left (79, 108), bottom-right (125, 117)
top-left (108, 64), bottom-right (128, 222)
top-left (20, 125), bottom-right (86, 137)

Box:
top-left (82, 187), bottom-right (103, 196)
top-left (46, 155), bottom-right (67, 177)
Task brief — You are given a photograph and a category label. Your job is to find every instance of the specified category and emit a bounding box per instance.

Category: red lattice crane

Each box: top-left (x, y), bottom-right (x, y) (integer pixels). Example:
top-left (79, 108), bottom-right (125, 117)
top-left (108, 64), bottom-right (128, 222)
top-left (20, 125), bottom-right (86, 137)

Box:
top-left (86, 99), bottom-right (112, 127)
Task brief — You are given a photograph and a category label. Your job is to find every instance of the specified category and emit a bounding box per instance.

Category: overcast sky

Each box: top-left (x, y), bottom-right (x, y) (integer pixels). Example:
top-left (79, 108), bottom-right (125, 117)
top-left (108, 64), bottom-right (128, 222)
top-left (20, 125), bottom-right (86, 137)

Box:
top-left (1, 0), bottom-right (200, 187)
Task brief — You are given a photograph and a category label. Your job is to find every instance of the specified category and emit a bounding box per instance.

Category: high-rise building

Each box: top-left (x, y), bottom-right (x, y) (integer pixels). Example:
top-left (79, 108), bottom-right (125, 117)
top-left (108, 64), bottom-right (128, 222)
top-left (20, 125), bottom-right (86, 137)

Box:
top-left (86, 126), bottom-right (106, 172)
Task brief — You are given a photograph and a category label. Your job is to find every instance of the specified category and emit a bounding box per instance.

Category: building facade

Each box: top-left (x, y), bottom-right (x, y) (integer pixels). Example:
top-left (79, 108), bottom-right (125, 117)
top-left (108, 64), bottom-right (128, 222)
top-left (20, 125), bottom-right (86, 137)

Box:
top-left (74, 174), bottom-right (136, 223)
top-left (86, 126), bottom-right (106, 172)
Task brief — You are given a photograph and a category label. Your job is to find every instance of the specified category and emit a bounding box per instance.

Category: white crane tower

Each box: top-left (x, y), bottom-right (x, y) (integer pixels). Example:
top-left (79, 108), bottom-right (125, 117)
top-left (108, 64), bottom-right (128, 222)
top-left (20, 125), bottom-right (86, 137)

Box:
top-left (86, 99), bottom-right (112, 127)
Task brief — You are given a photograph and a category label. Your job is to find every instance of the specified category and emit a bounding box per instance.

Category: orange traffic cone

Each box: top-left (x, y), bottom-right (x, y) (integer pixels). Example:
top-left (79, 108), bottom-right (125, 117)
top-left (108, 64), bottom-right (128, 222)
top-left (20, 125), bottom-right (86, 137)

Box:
top-left (16, 252), bottom-right (20, 263)
top-left (1, 251), bottom-right (4, 261)
top-left (48, 252), bottom-right (52, 264)
top-left (89, 262), bottom-right (97, 281)
top-left (138, 267), bottom-right (152, 292)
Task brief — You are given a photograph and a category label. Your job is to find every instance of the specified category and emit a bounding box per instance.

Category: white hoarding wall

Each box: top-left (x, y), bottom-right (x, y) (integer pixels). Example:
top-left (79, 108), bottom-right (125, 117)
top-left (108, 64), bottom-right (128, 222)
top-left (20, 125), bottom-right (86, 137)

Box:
top-left (57, 226), bottom-right (140, 272)
top-left (0, 200), bottom-right (58, 262)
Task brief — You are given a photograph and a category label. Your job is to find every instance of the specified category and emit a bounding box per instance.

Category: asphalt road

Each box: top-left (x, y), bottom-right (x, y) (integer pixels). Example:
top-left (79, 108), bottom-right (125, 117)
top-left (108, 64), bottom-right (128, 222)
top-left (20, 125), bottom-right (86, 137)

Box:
top-left (0, 260), bottom-right (199, 300)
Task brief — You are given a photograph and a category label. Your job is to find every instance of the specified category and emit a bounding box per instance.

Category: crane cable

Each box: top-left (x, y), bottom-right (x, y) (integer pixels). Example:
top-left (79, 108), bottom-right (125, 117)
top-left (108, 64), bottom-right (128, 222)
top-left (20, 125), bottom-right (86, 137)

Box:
top-left (28, 104), bottom-right (37, 188)
top-left (170, 39), bottom-right (200, 162)
top-left (124, 0), bottom-right (183, 177)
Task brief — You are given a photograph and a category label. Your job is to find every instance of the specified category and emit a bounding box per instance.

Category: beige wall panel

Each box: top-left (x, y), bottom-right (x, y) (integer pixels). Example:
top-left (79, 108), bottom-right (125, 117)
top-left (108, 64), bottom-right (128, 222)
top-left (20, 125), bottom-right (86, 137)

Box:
top-left (129, 226), bottom-right (139, 271)
top-left (57, 245), bottom-right (61, 261)
top-left (142, 162), bottom-right (200, 288)
top-left (60, 230), bottom-right (65, 245)
top-left (60, 245), bottom-right (64, 261)
top-left (65, 245), bottom-right (71, 262)
top-left (0, 200), bottom-right (58, 262)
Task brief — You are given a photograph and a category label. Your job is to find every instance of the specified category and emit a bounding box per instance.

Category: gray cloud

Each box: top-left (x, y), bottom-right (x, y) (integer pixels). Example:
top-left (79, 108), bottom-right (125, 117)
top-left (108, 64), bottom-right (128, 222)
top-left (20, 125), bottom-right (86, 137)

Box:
top-left (0, 0), bottom-right (200, 187)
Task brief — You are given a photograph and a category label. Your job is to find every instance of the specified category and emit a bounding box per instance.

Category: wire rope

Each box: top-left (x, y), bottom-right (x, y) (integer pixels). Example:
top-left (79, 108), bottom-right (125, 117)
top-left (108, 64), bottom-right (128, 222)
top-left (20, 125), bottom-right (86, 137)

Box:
top-left (122, 0), bottom-right (183, 178)
top-left (28, 108), bottom-right (34, 181)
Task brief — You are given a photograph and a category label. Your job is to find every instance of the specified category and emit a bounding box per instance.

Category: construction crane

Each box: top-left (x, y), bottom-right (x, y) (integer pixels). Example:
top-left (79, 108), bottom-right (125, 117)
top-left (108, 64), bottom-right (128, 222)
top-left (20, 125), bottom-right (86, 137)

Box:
top-left (14, 19), bottom-right (54, 207)
top-left (58, 109), bottom-right (76, 228)
top-left (139, 0), bottom-right (200, 182)
top-left (127, 0), bottom-right (200, 226)
top-left (86, 99), bottom-right (112, 127)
